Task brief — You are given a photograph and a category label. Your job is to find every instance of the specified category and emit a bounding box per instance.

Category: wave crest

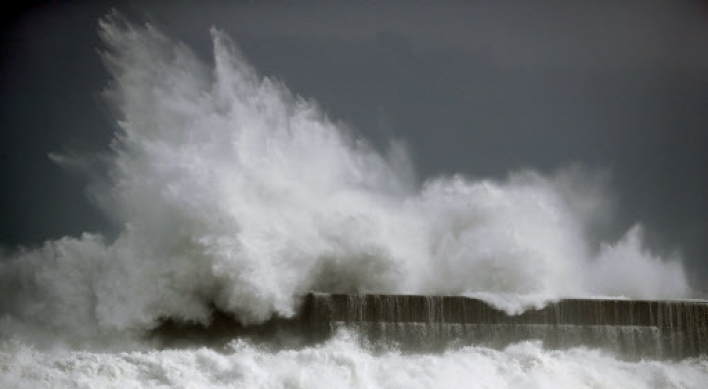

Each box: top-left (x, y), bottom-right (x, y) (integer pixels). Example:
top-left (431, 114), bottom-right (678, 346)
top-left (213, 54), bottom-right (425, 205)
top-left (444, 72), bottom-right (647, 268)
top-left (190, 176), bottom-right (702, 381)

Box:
top-left (0, 13), bottom-right (689, 347)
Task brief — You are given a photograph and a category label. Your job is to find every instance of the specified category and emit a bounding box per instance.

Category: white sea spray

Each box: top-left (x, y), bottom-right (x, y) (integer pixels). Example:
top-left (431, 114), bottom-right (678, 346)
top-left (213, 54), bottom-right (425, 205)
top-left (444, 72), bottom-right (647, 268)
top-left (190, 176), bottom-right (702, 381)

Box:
top-left (0, 13), bottom-right (689, 348)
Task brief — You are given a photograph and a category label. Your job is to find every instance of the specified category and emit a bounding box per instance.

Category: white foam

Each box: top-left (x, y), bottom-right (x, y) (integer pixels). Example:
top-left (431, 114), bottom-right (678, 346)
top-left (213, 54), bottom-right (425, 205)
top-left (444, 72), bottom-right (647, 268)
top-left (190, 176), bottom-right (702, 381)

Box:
top-left (0, 13), bottom-right (691, 346)
top-left (1, 334), bottom-right (706, 389)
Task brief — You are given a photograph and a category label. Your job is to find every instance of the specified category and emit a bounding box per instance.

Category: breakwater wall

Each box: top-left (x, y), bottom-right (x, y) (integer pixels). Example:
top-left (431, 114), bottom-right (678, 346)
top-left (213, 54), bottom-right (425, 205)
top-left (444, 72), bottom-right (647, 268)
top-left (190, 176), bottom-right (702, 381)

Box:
top-left (298, 294), bottom-right (708, 358)
top-left (151, 294), bottom-right (708, 358)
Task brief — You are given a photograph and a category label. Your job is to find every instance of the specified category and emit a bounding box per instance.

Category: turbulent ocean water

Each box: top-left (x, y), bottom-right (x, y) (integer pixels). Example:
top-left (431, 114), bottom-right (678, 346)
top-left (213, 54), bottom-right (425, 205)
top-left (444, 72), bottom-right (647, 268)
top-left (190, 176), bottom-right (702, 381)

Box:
top-left (2, 333), bottom-right (708, 389)
top-left (1, 13), bottom-right (706, 388)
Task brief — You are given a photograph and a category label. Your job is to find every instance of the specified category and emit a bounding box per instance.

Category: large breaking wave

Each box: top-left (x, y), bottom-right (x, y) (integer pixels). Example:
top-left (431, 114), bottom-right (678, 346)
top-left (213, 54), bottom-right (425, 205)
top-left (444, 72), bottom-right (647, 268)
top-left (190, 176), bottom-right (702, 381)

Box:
top-left (0, 14), bottom-right (690, 347)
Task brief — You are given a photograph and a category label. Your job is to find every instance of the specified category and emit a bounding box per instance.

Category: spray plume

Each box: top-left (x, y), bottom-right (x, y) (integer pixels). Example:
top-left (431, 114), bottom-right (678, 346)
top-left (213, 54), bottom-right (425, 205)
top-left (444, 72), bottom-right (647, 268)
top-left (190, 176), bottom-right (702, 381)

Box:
top-left (0, 14), bottom-right (689, 347)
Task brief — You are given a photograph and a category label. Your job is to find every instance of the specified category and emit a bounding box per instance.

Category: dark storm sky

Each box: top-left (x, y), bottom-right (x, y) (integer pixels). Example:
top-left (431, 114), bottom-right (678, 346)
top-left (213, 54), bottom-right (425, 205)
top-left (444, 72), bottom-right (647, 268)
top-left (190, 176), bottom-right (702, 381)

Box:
top-left (1, 1), bottom-right (707, 286)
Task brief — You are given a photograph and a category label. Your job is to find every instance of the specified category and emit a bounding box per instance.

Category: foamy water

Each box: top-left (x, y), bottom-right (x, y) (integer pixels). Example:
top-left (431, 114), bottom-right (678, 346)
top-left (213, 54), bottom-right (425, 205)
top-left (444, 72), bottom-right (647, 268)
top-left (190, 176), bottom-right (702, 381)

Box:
top-left (0, 14), bottom-right (701, 387)
top-left (2, 332), bottom-right (707, 389)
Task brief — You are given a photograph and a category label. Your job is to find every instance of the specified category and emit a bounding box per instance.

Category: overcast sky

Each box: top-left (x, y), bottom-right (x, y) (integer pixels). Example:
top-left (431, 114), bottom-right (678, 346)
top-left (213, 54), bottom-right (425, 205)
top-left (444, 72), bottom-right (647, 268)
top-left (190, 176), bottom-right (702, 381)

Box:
top-left (1, 1), bottom-right (707, 286)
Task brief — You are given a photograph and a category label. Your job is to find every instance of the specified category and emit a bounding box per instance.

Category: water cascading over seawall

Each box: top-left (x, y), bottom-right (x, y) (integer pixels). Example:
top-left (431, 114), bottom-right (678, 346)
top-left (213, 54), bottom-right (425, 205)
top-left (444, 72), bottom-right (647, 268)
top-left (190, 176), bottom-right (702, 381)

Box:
top-left (295, 294), bottom-right (708, 358)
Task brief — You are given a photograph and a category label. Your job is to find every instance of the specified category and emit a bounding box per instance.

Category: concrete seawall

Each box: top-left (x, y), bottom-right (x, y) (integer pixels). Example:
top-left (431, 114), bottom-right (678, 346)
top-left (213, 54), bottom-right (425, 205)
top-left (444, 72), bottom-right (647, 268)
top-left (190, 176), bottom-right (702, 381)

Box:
top-left (298, 294), bottom-right (708, 358)
top-left (152, 293), bottom-right (708, 358)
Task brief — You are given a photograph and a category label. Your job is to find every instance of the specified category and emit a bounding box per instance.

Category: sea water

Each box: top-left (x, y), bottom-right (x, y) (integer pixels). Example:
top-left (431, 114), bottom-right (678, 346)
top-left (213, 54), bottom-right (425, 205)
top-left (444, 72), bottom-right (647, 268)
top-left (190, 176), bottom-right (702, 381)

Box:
top-left (0, 12), bottom-right (704, 388)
